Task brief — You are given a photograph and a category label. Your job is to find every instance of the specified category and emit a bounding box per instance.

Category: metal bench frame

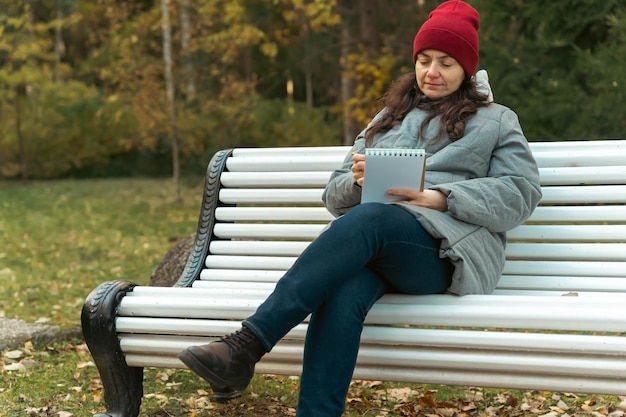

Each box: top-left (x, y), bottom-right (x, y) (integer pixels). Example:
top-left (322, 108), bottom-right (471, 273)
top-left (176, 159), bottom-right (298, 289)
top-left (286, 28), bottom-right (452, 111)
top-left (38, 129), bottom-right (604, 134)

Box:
top-left (81, 140), bottom-right (626, 417)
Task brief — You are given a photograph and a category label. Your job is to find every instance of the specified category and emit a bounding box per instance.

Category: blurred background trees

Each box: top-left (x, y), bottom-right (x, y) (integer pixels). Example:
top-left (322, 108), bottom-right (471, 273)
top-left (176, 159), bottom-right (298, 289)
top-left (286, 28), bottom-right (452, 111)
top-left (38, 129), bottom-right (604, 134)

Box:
top-left (1, 0), bottom-right (624, 180)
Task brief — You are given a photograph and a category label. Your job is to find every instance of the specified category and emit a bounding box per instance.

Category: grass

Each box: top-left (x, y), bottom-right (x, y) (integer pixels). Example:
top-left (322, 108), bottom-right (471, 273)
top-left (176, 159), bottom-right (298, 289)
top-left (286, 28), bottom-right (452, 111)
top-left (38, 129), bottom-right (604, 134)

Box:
top-left (1, 178), bottom-right (625, 416)
top-left (0, 178), bottom-right (203, 327)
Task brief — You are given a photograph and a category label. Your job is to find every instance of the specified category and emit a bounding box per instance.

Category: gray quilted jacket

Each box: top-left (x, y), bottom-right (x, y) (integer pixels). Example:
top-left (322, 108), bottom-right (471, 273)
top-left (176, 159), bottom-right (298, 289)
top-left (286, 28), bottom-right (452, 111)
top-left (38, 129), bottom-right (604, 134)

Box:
top-left (322, 103), bottom-right (542, 295)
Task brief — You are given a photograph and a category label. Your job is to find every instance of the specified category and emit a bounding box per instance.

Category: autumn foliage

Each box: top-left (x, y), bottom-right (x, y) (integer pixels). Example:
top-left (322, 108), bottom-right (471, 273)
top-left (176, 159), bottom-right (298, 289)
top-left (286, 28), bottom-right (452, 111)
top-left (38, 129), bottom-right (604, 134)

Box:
top-left (1, 0), bottom-right (625, 180)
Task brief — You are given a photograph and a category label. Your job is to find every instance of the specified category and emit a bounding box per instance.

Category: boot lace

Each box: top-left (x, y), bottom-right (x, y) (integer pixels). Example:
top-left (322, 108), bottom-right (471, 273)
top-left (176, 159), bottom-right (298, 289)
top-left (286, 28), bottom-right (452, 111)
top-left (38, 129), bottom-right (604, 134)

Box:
top-left (221, 328), bottom-right (257, 350)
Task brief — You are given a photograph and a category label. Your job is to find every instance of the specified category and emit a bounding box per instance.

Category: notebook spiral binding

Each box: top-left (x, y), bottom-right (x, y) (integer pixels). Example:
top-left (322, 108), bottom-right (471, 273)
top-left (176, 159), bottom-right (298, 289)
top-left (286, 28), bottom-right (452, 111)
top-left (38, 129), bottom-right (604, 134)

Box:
top-left (365, 148), bottom-right (426, 157)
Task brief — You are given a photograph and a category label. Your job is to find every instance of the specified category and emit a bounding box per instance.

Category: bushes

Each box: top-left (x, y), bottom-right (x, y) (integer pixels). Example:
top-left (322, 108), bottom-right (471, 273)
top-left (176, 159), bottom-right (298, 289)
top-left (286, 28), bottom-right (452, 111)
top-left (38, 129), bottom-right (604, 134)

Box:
top-left (0, 95), bottom-right (342, 179)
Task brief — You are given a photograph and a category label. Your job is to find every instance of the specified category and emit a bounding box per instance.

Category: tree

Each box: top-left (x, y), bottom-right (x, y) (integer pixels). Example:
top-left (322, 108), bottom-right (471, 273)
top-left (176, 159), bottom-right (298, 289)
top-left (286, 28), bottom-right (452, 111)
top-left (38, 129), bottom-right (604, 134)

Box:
top-left (160, 0), bottom-right (181, 202)
top-left (338, 0), bottom-right (435, 144)
top-left (0, 0), bottom-right (139, 179)
top-left (475, 0), bottom-right (625, 140)
top-left (0, 0), bottom-right (54, 179)
top-left (4, 0), bottom-right (625, 180)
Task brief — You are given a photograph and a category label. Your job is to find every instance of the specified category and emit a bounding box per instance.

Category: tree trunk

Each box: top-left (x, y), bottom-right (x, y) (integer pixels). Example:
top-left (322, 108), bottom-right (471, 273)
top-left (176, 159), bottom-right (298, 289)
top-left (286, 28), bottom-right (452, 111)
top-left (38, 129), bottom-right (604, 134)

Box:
top-left (359, 0), bottom-right (380, 50)
top-left (180, 0), bottom-right (195, 102)
top-left (340, 19), bottom-right (360, 145)
top-left (304, 33), bottom-right (314, 109)
top-left (160, 0), bottom-right (181, 203)
top-left (54, 3), bottom-right (63, 83)
top-left (15, 90), bottom-right (28, 181)
top-left (305, 66), bottom-right (313, 109)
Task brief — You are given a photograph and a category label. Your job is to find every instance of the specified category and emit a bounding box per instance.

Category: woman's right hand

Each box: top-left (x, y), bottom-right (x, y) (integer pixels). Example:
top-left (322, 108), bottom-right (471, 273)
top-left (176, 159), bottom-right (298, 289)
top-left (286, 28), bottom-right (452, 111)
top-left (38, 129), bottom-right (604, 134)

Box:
top-left (351, 153), bottom-right (366, 186)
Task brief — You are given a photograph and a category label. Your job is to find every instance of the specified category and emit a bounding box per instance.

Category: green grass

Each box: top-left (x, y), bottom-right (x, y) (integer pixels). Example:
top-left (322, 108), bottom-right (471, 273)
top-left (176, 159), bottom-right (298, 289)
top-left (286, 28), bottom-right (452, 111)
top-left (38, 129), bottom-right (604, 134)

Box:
top-left (1, 178), bottom-right (625, 416)
top-left (0, 178), bottom-right (203, 327)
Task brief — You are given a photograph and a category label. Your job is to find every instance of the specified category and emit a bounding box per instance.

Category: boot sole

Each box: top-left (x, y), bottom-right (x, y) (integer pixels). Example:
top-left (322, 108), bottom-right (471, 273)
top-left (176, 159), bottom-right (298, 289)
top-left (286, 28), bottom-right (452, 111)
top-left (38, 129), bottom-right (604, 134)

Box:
top-left (211, 387), bottom-right (242, 403)
top-left (178, 349), bottom-right (251, 393)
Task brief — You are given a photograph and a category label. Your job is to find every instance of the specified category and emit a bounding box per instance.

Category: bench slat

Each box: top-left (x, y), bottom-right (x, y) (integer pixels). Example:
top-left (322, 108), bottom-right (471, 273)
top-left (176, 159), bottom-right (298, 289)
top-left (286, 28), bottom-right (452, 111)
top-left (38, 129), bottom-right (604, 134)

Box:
top-left (205, 255), bottom-right (295, 270)
top-left (203, 255), bottom-right (626, 278)
top-left (212, 224), bottom-right (322, 240)
top-left (529, 140), bottom-right (625, 151)
top-left (119, 336), bottom-right (626, 379)
top-left (115, 319), bottom-right (626, 355)
top-left (505, 243), bottom-right (626, 261)
top-left (538, 166), bottom-right (626, 185)
top-left (215, 206), bottom-right (333, 222)
top-left (232, 146), bottom-right (351, 156)
top-left (220, 166), bottom-right (626, 188)
top-left (215, 205), bottom-right (626, 223)
top-left (230, 141), bottom-right (625, 155)
top-left (539, 185), bottom-right (626, 204)
top-left (213, 223), bottom-right (626, 242)
top-left (226, 156), bottom-right (344, 172)
top-left (193, 273), bottom-right (626, 294)
top-left (532, 149), bottom-right (626, 167)
top-left (122, 352), bottom-right (626, 395)
top-left (503, 260), bottom-right (626, 277)
top-left (218, 185), bottom-right (626, 205)
top-left (125, 287), bottom-right (626, 304)
top-left (221, 171), bottom-right (331, 187)
top-left (507, 225), bottom-right (626, 242)
top-left (219, 189), bottom-right (323, 204)
top-left (227, 145), bottom-right (626, 169)
top-left (117, 293), bottom-right (626, 332)
top-left (209, 240), bottom-right (626, 262)
top-left (498, 275), bottom-right (626, 292)
top-left (199, 269), bottom-right (284, 282)
top-left (210, 241), bottom-right (310, 256)
top-left (530, 205), bottom-right (626, 222)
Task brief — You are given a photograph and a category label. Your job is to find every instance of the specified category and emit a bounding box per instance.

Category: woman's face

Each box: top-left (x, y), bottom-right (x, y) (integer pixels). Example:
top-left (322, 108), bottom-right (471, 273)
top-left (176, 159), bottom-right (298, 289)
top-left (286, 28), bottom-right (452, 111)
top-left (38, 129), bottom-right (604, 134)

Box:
top-left (415, 49), bottom-right (465, 100)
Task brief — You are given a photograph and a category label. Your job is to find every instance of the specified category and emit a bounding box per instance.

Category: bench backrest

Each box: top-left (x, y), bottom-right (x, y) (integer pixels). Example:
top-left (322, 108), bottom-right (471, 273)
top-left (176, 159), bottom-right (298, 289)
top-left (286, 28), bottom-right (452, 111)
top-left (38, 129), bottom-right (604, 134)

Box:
top-left (179, 140), bottom-right (626, 296)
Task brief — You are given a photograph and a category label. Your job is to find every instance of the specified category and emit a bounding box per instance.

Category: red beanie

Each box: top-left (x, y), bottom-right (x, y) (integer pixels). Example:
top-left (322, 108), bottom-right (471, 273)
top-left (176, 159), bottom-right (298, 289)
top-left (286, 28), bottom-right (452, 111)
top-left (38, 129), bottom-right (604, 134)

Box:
top-left (413, 0), bottom-right (480, 78)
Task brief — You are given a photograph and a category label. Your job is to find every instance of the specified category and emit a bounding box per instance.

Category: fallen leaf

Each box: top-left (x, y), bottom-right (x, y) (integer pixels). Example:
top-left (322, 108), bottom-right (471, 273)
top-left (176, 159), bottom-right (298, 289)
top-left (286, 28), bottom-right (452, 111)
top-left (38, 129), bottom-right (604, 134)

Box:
top-left (76, 361), bottom-right (94, 368)
top-left (4, 350), bottom-right (23, 359)
top-left (4, 363), bottom-right (26, 372)
top-left (385, 387), bottom-right (415, 402)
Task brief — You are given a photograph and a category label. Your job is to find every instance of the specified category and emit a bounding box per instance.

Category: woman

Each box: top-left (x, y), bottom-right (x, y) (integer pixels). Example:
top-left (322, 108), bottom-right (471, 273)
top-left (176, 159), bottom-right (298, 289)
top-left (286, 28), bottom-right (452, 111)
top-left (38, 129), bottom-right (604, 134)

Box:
top-left (179, 1), bottom-right (542, 416)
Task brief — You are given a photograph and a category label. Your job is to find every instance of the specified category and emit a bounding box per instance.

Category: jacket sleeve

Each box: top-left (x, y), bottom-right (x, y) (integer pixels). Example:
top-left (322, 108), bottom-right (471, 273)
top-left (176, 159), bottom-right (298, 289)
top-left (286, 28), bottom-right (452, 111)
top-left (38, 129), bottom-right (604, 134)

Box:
top-left (433, 110), bottom-right (542, 233)
top-left (321, 138), bottom-right (367, 217)
top-left (323, 110), bottom-right (392, 216)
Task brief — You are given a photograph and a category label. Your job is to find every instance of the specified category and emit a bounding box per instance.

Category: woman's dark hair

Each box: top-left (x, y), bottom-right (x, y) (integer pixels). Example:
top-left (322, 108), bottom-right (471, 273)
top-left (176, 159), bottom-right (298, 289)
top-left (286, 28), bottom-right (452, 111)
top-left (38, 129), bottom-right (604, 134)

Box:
top-left (364, 72), bottom-right (490, 145)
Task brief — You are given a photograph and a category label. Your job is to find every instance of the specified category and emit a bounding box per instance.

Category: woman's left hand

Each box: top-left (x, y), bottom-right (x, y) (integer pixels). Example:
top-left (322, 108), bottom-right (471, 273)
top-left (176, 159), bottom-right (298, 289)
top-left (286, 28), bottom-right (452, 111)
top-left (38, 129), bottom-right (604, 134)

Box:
top-left (387, 189), bottom-right (448, 212)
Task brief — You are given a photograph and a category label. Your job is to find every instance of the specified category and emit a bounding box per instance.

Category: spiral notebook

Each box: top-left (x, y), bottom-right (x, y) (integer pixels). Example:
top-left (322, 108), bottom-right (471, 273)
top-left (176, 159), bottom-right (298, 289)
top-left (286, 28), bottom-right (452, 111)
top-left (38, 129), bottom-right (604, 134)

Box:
top-left (361, 148), bottom-right (426, 203)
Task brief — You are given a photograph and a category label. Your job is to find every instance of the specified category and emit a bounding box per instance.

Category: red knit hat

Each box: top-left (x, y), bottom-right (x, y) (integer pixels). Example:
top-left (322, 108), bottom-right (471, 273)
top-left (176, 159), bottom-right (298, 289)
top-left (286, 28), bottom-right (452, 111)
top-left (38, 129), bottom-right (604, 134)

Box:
top-left (413, 0), bottom-right (480, 78)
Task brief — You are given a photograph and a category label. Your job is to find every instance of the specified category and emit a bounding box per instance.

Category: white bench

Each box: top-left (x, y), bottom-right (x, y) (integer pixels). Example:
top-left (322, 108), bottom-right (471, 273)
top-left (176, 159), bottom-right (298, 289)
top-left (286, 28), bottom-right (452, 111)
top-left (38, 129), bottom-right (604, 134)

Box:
top-left (81, 140), bottom-right (626, 417)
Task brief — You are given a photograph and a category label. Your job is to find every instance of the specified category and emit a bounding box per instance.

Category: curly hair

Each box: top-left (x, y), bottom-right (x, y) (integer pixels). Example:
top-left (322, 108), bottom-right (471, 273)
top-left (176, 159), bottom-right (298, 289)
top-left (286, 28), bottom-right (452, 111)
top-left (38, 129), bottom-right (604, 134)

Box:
top-left (364, 72), bottom-right (490, 146)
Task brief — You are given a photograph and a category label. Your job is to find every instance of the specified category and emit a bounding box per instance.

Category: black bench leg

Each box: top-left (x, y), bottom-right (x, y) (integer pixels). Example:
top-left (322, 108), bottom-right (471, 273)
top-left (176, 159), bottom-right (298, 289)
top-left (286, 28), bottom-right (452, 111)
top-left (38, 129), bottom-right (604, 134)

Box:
top-left (81, 280), bottom-right (143, 417)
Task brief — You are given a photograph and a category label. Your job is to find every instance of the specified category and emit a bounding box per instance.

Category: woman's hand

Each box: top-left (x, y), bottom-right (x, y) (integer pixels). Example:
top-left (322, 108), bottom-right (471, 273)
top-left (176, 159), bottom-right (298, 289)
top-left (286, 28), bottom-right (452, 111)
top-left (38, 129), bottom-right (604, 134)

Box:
top-left (351, 152), bottom-right (366, 186)
top-left (387, 188), bottom-right (448, 212)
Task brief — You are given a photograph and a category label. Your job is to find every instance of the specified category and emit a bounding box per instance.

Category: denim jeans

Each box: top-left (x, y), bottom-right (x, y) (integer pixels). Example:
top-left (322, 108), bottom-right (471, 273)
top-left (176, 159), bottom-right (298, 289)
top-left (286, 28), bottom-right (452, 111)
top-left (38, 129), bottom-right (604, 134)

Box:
top-left (243, 203), bottom-right (453, 416)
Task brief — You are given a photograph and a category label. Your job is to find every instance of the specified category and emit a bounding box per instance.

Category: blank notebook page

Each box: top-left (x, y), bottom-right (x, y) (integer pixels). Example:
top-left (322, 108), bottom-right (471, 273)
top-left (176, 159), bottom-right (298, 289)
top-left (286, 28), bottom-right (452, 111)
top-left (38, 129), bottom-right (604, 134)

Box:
top-left (361, 148), bottom-right (426, 204)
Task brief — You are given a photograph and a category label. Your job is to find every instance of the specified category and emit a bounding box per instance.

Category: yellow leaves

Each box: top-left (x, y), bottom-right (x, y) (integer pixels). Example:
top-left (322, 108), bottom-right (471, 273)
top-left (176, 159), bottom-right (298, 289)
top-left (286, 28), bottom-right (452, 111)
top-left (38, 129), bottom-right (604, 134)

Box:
top-left (204, 24), bottom-right (275, 63)
top-left (305, 0), bottom-right (341, 31)
top-left (340, 46), bottom-right (402, 125)
top-left (279, 0), bottom-right (341, 31)
top-left (282, 10), bottom-right (297, 23)
top-left (260, 42), bottom-right (279, 59)
top-left (197, 0), bottom-right (278, 63)
top-left (222, 0), bottom-right (246, 24)
top-left (5, 16), bottom-right (28, 30)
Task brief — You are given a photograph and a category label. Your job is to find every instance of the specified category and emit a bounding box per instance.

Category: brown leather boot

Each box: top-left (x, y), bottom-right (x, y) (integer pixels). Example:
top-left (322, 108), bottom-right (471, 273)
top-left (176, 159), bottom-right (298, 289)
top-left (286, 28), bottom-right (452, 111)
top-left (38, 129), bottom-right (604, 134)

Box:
top-left (178, 326), bottom-right (266, 395)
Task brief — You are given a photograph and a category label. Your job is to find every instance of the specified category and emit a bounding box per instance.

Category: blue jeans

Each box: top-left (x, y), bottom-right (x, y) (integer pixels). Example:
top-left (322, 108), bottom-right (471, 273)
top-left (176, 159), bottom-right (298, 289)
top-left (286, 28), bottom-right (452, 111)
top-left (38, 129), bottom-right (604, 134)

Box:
top-left (243, 203), bottom-right (453, 417)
